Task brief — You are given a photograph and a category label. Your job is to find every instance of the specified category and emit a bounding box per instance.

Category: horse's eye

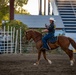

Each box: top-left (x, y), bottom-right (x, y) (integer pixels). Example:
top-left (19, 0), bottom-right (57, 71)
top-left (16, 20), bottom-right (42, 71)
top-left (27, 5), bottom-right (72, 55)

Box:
top-left (26, 32), bottom-right (27, 34)
top-left (26, 32), bottom-right (28, 34)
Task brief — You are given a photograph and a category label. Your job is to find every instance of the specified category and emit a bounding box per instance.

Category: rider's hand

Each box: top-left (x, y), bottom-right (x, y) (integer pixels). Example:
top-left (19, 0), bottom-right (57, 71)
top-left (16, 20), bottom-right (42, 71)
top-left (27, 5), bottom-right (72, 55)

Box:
top-left (42, 29), bottom-right (48, 32)
top-left (45, 24), bottom-right (47, 27)
top-left (42, 30), bottom-right (44, 32)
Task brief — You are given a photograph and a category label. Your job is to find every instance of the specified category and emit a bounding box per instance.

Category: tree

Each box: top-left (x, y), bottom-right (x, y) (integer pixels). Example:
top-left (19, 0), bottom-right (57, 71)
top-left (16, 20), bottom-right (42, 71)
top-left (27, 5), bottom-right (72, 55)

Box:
top-left (0, 0), bottom-right (28, 21)
top-left (10, 0), bottom-right (14, 20)
top-left (0, 0), bottom-right (9, 26)
top-left (10, 0), bottom-right (28, 20)
top-left (0, 0), bottom-right (9, 20)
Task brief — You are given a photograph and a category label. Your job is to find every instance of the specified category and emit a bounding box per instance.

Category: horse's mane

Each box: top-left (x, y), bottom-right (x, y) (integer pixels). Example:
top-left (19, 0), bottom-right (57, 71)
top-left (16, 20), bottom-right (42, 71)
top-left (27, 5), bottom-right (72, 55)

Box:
top-left (28, 29), bottom-right (42, 37)
top-left (34, 30), bottom-right (42, 36)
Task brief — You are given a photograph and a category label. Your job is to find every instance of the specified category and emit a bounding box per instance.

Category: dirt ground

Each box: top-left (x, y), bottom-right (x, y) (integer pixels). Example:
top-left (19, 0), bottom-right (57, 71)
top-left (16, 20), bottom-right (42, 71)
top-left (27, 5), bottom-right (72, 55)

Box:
top-left (0, 53), bottom-right (76, 75)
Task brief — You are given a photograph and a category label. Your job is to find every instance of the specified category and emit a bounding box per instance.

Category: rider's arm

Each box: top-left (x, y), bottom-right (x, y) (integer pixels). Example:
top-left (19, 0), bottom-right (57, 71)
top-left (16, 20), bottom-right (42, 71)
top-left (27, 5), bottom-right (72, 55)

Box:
top-left (42, 29), bottom-right (48, 32)
top-left (48, 25), bottom-right (54, 31)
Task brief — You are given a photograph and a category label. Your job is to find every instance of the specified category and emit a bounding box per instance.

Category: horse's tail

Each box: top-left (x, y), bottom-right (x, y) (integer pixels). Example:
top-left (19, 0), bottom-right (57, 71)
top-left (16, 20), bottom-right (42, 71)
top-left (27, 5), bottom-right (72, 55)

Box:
top-left (68, 37), bottom-right (76, 49)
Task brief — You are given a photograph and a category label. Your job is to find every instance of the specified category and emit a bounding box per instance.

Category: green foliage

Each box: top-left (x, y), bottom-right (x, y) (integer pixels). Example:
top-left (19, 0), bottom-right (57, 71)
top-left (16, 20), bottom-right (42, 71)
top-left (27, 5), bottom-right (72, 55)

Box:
top-left (14, 0), bottom-right (28, 7)
top-left (14, 0), bottom-right (30, 15)
top-left (5, 20), bottom-right (28, 37)
top-left (0, 5), bottom-right (9, 20)
top-left (0, 0), bottom-right (9, 24)
top-left (0, 0), bottom-right (29, 24)
top-left (15, 8), bottom-right (30, 15)
top-left (0, 0), bottom-right (9, 6)
top-left (3, 13), bottom-right (9, 20)
top-left (0, 0), bottom-right (28, 8)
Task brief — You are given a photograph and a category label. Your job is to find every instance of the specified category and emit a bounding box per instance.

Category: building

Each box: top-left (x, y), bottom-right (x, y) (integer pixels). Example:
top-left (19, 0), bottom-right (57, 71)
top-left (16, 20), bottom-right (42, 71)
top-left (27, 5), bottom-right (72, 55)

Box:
top-left (15, 0), bottom-right (76, 39)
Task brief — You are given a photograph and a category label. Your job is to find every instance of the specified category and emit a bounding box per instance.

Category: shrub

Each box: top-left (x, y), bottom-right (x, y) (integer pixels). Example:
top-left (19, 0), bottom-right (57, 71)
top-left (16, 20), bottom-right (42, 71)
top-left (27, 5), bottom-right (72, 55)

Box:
top-left (5, 20), bottom-right (28, 37)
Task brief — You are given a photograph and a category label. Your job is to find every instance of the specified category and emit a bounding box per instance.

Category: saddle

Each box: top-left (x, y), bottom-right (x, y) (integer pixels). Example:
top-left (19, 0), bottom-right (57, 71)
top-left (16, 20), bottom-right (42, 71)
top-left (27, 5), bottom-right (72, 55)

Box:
top-left (47, 36), bottom-right (59, 50)
top-left (48, 36), bottom-right (57, 44)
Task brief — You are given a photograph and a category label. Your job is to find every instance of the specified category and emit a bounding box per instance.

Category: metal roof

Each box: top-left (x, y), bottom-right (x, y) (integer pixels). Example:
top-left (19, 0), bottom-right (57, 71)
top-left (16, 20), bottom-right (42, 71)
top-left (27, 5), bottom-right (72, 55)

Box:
top-left (14, 14), bottom-right (64, 28)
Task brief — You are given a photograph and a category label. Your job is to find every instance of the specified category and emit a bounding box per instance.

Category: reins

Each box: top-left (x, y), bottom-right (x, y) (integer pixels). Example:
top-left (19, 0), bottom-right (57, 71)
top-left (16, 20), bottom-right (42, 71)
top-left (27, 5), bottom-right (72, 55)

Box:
top-left (25, 30), bottom-right (42, 43)
top-left (32, 31), bottom-right (42, 43)
top-left (27, 35), bottom-right (42, 43)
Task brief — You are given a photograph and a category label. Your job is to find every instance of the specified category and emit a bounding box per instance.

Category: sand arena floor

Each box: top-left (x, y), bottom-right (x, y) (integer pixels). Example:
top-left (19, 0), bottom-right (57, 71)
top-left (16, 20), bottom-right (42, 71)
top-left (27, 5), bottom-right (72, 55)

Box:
top-left (0, 54), bottom-right (76, 75)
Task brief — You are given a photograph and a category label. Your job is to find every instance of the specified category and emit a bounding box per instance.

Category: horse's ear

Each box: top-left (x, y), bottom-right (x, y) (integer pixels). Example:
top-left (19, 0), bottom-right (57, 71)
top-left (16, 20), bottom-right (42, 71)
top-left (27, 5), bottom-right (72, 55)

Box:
top-left (25, 31), bottom-right (28, 35)
top-left (26, 31), bottom-right (27, 34)
top-left (24, 30), bottom-right (27, 35)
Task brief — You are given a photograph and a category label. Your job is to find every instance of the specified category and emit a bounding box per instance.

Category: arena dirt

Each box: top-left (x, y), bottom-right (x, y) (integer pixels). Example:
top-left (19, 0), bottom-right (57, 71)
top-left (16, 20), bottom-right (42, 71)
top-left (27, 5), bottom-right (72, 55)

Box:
top-left (0, 54), bottom-right (76, 75)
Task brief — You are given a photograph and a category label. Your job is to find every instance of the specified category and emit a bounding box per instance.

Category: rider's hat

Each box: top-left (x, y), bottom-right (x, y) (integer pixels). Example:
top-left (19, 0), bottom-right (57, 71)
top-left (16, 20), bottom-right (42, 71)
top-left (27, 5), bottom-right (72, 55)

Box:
top-left (49, 17), bottom-right (56, 22)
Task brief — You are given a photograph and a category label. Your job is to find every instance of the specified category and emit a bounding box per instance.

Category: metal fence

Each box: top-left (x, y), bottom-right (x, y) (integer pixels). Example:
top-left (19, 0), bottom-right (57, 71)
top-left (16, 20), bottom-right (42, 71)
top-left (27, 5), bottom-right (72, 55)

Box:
top-left (0, 26), bottom-right (22, 54)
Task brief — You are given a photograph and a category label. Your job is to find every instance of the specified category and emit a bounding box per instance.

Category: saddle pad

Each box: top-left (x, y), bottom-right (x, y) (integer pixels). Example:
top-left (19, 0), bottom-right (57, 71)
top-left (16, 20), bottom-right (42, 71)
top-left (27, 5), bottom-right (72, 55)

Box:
top-left (48, 36), bottom-right (57, 44)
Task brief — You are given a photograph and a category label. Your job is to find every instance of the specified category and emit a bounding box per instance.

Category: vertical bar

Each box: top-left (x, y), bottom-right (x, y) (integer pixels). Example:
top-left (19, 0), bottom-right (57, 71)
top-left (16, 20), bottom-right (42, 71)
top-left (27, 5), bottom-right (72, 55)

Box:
top-left (11, 27), bottom-right (13, 53)
top-left (39, 0), bottom-right (40, 15)
top-left (13, 27), bottom-right (15, 43)
top-left (44, 0), bottom-right (46, 15)
top-left (39, 0), bottom-right (42, 15)
top-left (13, 27), bottom-right (15, 52)
top-left (20, 27), bottom-right (22, 54)
top-left (7, 26), bottom-right (9, 53)
top-left (15, 30), bottom-right (18, 54)
top-left (4, 26), bottom-right (5, 53)
top-left (46, 0), bottom-right (48, 15)
top-left (48, 0), bottom-right (50, 15)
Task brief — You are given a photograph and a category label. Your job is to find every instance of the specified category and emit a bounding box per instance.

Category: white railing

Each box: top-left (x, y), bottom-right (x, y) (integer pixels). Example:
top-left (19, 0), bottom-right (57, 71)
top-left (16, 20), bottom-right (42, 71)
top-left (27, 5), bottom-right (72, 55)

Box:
top-left (0, 26), bottom-right (22, 54)
top-left (51, 0), bottom-right (59, 15)
top-left (70, 0), bottom-right (76, 17)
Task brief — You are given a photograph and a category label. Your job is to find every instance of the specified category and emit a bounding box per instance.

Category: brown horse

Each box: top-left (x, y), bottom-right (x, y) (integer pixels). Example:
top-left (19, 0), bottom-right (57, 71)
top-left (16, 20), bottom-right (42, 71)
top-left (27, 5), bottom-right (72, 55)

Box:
top-left (24, 29), bottom-right (76, 66)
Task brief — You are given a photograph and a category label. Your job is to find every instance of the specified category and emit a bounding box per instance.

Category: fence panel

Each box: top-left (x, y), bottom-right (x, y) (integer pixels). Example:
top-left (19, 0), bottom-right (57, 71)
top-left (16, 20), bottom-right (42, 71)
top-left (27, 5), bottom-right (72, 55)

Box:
top-left (0, 26), bottom-right (22, 54)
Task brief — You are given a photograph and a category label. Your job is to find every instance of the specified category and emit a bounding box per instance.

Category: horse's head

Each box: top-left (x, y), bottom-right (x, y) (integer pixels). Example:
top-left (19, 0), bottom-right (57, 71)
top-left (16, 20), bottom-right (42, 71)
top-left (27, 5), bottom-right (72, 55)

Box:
top-left (23, 30), bottom-right (33, 44)
top-left (23, 29), bottom-right (42, 44)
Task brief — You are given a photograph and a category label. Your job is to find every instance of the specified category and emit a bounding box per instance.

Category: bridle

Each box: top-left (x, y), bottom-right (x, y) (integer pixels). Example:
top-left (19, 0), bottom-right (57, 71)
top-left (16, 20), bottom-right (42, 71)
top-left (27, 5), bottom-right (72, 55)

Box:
top-left (25, 31), bottom-right (42, 43)
top-left (33, 34), bottom-right (42, 43)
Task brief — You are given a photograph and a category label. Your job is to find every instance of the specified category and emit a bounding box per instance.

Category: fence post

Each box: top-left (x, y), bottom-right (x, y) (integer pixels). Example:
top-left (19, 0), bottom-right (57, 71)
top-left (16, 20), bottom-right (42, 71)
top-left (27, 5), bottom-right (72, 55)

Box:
top-left (13, 27), bottom-right (15, 53)
top-left (11, 27), bottom-right (13, 53)
top-left (7, 26), bottom-right (9, 53)
top-left (4, 26), bottom-right (5, 53)
top-left (13, 27), bottom-right (15, 44)
top-left (15, 30), bottom-right (18, 54)
top-left (20, 27), bottom-right (22, 54)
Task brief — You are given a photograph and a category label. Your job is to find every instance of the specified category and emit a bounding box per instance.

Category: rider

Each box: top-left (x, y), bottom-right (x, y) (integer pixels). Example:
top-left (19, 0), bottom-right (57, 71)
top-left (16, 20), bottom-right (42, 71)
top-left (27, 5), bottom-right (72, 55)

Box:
top-left (41, 17), bottom-right (56, 50)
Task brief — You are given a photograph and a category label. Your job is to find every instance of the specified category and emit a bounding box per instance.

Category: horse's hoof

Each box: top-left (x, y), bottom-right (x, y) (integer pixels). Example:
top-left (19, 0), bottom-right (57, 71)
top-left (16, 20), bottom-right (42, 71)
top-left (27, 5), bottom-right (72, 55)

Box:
top-left (34, 63), bottom-right (37, 65)
top-left (70, 63), bottom-right (73, 66)
top-left (33, 63), bottom-right (39, 66)
top-left (48, 59), bottom-right (52, 64)
top-left (70, 60), bottom-right (74, 66)
top-left (73, 58), bottom-right (75, 62)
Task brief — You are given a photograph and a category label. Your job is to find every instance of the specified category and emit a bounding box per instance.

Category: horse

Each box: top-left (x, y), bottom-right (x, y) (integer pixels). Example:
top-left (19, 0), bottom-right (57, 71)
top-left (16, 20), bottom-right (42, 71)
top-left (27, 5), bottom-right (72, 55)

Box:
top-left (23, 29), bottom-right (76, 66)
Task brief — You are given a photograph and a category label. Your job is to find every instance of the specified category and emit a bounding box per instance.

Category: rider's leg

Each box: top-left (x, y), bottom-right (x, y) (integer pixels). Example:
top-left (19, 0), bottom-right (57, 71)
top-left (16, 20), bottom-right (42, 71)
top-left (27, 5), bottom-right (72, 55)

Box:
top-left (42, 33), bottom-right (54, 50)
top-left (42, 34), bottom-right (49, 50)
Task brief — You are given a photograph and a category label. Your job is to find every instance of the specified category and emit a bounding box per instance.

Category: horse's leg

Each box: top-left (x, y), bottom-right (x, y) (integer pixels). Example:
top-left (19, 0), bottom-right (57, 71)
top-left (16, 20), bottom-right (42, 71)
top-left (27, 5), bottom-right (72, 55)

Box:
top-left (63, 48), bottom-right (75, 66)
top-left (34, 50), bottom-right (42, 66)
top-left (42, 51), bottom-right (52, 64)
top-left (67, 49), bottom-right (75, 66)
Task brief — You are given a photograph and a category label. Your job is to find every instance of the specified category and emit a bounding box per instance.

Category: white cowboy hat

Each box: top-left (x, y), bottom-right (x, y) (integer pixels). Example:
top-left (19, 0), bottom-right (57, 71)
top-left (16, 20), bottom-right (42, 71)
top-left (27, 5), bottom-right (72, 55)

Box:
top-left (49, 17), bottom-right (56, 22)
